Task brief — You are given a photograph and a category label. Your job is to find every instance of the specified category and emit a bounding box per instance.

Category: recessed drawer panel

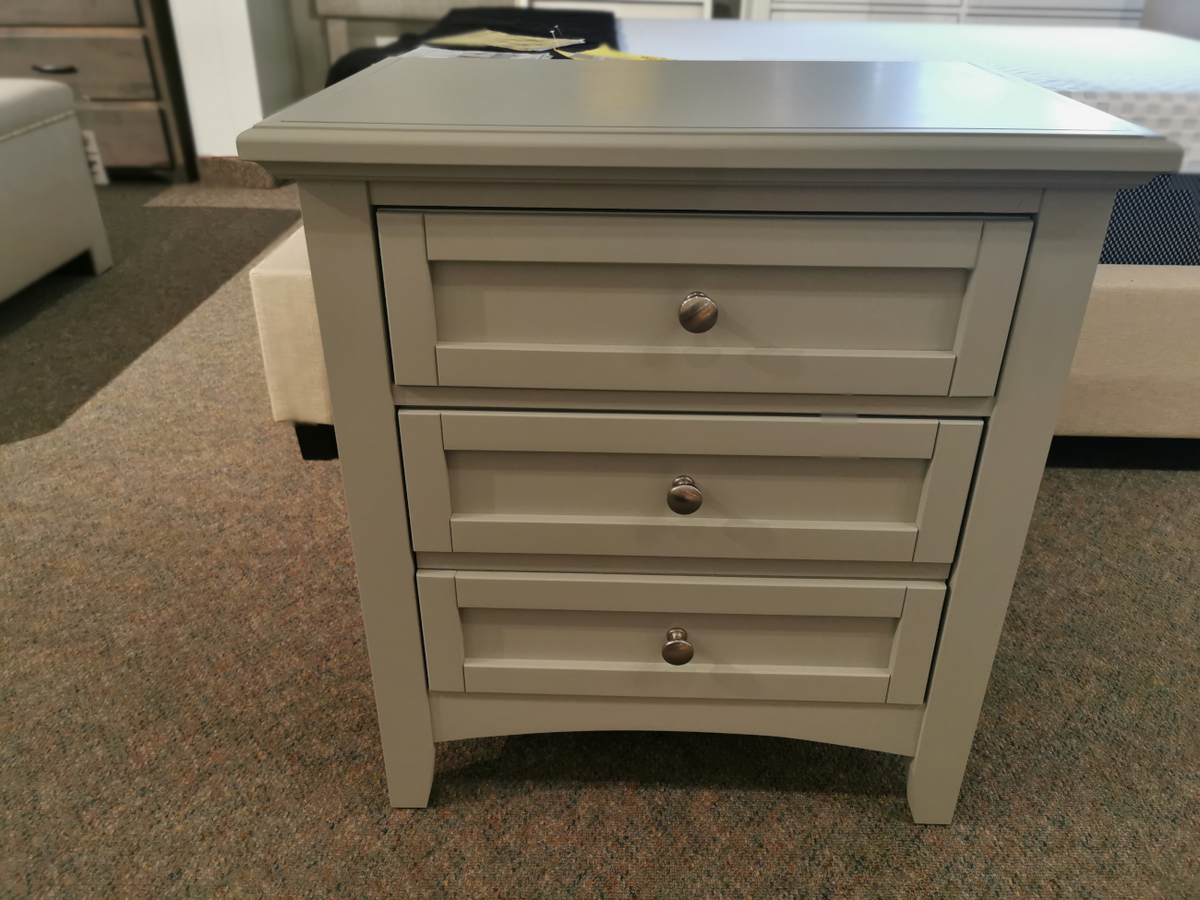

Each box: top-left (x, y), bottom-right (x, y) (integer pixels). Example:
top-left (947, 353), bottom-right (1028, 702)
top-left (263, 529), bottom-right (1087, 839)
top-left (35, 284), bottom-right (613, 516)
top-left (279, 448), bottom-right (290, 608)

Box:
top-left (417, 570), bottom-right (945, 704)
top-left (379, 211), bottom-right (1032, 398)
top-left (0, 35), bottom-right (157, 101)
top-left (399, 411), bottom-right (982, 564)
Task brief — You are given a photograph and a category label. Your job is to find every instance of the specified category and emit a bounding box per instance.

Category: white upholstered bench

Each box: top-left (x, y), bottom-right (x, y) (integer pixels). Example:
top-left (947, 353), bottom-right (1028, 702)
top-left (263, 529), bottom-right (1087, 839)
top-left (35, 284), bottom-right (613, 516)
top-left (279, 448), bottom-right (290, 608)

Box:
top-left (0, 79), bottom-right (111, 304)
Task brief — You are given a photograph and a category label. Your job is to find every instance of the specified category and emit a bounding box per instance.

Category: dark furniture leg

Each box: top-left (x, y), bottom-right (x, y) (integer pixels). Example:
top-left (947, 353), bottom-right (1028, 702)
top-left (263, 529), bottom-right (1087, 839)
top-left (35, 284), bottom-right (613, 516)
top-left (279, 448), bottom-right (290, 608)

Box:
top-left (294, 423), bottom-right (338, 460)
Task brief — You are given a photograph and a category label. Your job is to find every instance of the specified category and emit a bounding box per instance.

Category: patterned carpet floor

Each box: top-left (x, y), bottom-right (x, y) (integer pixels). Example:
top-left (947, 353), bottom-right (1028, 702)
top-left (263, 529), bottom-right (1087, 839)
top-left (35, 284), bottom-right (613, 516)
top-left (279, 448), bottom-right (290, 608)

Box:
top-left (1, 184), bottom-right (1197, 899)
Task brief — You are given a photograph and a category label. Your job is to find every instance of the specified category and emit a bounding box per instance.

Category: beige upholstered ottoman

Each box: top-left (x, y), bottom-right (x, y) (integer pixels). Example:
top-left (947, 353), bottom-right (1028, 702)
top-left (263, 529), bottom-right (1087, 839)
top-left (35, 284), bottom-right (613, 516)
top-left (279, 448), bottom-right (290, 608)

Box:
top-left (1056, 265), bottom-right (1200, 439)
top-left (0, 79), bottom-right (111, 303)
top-left (250, 227), bottom-right (1200, 441)
top-left (250, 227), bottom-right (332, 428)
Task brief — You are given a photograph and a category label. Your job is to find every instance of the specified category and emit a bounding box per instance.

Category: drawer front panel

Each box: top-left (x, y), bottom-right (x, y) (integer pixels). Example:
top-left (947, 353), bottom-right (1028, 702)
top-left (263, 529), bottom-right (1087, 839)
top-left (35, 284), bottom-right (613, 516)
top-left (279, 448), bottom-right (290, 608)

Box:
top-left (0, 35), bottom-right (157, 101)
top-left (0, 0), bottom-right (141, 26)
top-left (75, 106), bottom-right (171, 168)
top-left (379, 211), bottom-right (1031, 397)
top-left (399, 411), bottom-right (982, 564)
top-left (417, 571), bottom-right (945, 704)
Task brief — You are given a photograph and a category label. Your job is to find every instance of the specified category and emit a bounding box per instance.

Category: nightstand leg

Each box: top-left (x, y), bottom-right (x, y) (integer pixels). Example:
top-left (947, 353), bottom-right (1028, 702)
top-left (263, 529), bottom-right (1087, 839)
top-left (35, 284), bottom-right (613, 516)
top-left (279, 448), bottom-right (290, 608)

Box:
top-left (905, 189), bottom-right (1117, 826)
top-left (298, 180), bottom-right (436, 809)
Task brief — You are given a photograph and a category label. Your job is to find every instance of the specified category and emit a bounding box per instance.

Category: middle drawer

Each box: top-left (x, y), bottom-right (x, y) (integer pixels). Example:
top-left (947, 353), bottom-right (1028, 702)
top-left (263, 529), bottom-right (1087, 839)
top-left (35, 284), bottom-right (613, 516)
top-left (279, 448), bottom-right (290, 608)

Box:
top-left (399, 411), bottom-right (982, 564)
top-left (0, 34), bottom-right (157, 101)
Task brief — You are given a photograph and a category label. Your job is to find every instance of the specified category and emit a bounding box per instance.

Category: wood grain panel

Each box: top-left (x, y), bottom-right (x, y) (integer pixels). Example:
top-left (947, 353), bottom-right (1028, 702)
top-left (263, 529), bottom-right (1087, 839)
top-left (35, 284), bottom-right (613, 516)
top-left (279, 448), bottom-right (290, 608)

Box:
top-left (75, 104), bottom-right (169, 168)
top-left (0, 34), bottom-right (156, 100)
top-left (0, 0), bottom-right (140, 26)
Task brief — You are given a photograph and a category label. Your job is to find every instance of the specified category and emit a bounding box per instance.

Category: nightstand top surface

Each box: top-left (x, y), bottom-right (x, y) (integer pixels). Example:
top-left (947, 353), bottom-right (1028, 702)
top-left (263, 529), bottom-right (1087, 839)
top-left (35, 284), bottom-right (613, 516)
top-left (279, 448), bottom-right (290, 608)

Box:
top-left (239, 59), bottom-right (1181, 174)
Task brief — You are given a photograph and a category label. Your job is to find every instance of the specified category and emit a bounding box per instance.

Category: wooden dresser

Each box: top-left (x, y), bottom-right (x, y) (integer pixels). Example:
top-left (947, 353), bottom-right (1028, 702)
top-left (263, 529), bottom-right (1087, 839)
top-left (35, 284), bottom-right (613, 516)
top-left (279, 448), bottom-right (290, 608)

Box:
top-left (0, 0), bottom-right (192, 178)
top-left (238, 59), bottom-right (1178, 824)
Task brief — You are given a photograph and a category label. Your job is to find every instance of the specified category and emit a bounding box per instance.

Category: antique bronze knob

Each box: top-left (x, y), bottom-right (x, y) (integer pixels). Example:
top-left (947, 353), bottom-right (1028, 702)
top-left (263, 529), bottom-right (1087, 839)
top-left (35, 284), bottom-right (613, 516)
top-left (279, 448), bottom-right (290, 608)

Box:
top-left (667, 476), bottom-right (702, 514)
top-left (662, 628), bottom-right (694, 666)
top-left (679, 292), bottom-right (718, 333)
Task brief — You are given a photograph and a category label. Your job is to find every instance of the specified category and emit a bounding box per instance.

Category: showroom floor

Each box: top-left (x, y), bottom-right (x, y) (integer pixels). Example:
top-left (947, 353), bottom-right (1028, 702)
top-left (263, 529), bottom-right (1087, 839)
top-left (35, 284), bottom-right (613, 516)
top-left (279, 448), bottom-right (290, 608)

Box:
top-left (1, 182), bottom-right (1196, 898)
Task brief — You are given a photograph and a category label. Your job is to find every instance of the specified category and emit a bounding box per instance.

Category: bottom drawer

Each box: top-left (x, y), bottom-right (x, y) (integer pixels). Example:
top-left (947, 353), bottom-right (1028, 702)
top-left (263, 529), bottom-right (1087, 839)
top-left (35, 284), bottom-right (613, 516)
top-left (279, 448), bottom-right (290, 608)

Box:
top-left (76, 105), bottom-right (171, 169)
top-left (417, 571), bottom-right (945, 705)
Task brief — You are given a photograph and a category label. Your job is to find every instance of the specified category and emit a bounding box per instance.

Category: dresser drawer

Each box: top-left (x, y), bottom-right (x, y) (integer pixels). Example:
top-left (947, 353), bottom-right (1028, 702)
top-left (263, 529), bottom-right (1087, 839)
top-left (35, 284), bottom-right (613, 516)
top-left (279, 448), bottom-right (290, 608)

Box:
top-left (76, 105), bottom-right (171, 168)
top-left (0, 0), bottom-right (141, 26)
top-left (379, 211), bottom-right (1031, 398)
top-left (399, 411), bottom-right (982, 563)
top-left (0, 34), bottom-right (157, 101)
top-left (417, 571), bottom-right (945, 704)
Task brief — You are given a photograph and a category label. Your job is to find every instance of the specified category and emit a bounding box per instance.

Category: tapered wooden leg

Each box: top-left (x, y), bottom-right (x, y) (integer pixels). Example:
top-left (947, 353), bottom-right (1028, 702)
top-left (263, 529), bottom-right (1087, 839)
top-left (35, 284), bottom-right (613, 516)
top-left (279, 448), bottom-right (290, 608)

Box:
top-left (905, 753), bottom-right (960, 825)
top-left (384, 725), bottom-right (435, 808)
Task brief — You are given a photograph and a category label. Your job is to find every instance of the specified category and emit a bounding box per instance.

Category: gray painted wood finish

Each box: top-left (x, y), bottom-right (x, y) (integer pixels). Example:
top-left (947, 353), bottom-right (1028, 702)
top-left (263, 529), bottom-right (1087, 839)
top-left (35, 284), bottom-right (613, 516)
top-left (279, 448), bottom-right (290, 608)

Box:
top-left (238, 59), bottom-right (1180, 173)
top-left (239, 59), bottom-right (1177, 823)
top-left (379, 210), bottom-right (1032, 398)
top-left (430, 692), bottom-right (926, 757)
top-left (298, 181), bottom-right (434, 806)
top-left (906, 189), bottom-right (1119, 823)
top-left (416, 571), bottom-right (945, 705)
top-left (398, 412), bottom-right (979, 564)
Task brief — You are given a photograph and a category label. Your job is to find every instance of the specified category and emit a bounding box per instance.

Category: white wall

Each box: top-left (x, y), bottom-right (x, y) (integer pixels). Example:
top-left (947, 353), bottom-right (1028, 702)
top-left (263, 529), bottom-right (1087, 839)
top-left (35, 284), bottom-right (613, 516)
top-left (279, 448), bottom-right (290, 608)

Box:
top-left (168, 0), bottom-right (303, 157)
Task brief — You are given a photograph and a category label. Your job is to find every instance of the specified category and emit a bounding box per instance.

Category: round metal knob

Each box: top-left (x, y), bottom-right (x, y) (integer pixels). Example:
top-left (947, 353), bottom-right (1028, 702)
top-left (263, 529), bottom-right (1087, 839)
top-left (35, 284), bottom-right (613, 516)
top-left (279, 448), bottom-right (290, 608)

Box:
top-left (662, 628), bottom-right (694, 666)
top-left (667, 476), bottom-right (702, 515)
top-left (679, 292), bottom-right (718, 333)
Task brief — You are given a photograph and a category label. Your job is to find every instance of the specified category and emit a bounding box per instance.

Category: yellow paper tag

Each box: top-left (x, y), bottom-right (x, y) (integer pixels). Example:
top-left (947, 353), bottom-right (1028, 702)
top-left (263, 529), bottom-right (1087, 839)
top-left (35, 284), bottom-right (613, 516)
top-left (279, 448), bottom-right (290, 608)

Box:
top-left (561, 44), bottom-right (670, 60)
top-left (429, 29), bottom-right (584, 52)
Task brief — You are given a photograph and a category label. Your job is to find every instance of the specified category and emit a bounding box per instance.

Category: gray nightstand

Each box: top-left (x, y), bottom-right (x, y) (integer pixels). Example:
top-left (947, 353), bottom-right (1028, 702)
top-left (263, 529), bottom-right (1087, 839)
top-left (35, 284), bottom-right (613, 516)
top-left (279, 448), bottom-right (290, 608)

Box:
top-left (239, 58), bottom-right (1179, 823)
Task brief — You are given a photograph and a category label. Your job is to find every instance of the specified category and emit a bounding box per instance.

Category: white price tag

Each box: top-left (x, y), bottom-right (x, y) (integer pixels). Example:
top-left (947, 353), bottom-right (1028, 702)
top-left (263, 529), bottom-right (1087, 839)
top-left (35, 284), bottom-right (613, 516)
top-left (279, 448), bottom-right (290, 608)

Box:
top-left (81, 129), bottom-right (109, 186)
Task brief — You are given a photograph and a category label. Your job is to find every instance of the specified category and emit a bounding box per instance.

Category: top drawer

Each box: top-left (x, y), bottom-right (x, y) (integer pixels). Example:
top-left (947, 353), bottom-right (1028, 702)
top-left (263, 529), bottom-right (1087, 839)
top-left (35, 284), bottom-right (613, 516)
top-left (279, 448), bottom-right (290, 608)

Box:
top-left (0, 0), bottom-right (140, 26)
top-left (379, 211), bottom-right (1032, 398)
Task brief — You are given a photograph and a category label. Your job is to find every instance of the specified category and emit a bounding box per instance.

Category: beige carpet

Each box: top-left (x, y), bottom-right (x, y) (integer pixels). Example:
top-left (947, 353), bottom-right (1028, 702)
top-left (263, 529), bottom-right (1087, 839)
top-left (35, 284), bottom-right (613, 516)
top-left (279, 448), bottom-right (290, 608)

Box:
top-left (144, 183), bottom-right (302, 210)
top-left (1, 186), bottom-right (1197, 898)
